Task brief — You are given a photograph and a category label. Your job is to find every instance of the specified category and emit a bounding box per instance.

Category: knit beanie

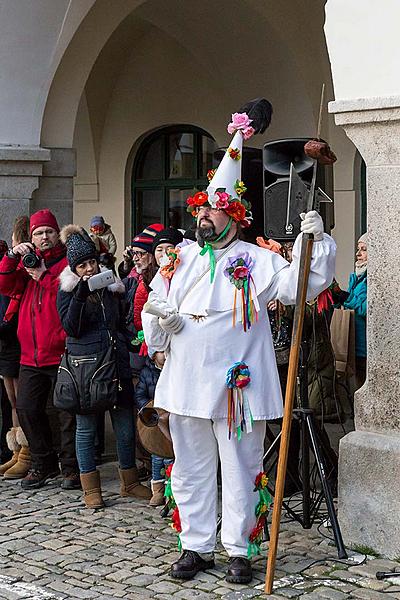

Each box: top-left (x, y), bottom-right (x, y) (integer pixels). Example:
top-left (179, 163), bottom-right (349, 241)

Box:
top-left (30, 209), bottom-right (60, 236)
top-left (358, 233), bottom-right (368, 246)
top-left (131, 223), bottom-right (164, 253)
top-left (60, 224), bottom-right (98, 272)
top-left (90, 215), bottom-right (105, 228)
top-left (152, 228), bottom-right (183, 253)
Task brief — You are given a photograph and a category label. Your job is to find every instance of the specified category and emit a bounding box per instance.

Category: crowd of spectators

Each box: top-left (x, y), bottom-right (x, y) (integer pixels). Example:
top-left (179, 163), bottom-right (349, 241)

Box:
top-left (0, 208), bottom-right (367, 510)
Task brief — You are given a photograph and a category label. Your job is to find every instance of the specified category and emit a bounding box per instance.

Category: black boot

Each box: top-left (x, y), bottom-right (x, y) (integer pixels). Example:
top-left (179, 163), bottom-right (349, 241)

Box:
top-left (61, 471), bottom-right (81, 490)
top-left (226, 556), bottom-right (253, 583)
top-left (21, 466), bottom-right (60, 489)
top-left (171, 550), bottom-right (215, 579)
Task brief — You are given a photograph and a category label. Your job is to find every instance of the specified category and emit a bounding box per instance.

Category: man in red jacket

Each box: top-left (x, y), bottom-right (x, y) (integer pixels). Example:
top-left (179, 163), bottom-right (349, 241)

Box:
top-left (0, 209), bottom-right (79, 489)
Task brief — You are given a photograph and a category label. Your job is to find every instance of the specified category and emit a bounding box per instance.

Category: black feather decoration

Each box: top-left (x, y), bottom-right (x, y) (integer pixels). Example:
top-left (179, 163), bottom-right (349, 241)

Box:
top-left (236, 98), bottom-right (273, 134)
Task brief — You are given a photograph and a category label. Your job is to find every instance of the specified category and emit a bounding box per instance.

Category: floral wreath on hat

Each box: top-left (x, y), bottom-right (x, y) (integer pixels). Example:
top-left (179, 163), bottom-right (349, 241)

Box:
top-left (186, 112), bottom-right (255, 228)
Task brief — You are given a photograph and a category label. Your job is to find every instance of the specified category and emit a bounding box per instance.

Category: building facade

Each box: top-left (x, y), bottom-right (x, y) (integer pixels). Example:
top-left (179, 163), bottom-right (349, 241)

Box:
top-left (0, 0), bottom-right (398, 556)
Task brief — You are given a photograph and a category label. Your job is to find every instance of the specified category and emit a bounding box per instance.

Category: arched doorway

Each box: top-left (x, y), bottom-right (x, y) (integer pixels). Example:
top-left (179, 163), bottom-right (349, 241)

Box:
top-left (131, 125), bottom-right (218, 234)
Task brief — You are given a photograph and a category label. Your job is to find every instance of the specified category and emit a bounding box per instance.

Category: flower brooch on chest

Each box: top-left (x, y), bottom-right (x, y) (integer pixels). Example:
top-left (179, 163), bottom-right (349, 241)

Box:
top-left (223, 252), bottom-right (259, 331)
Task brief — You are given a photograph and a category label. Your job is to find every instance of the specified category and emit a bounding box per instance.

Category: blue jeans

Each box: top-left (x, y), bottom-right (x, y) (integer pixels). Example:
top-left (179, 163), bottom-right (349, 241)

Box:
top-left (76, 407), bottom-right (135, 474)
top-left (152, 455), bottom-right (173, 481)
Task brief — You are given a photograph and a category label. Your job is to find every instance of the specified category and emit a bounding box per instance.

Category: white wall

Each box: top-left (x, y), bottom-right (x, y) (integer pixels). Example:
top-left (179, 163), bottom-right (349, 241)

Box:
top-left (325, 0), bottom-right (400, 100)
top-left (67, 0), bottom-right (358, 284)
top-left (0, 0), bottom-right (94, 145)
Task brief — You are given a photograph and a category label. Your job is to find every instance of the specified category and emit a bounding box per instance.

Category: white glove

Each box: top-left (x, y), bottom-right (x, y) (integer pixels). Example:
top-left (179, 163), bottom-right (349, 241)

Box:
top-left (300, 210), bottom-right (324, 241)
top-left (159, 313), bottom-right (184, 334)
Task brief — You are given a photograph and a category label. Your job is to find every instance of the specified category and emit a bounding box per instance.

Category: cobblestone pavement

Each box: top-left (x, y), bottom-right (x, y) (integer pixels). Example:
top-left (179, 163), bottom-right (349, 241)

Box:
top-left (0, 462), bottom-right (399, 600)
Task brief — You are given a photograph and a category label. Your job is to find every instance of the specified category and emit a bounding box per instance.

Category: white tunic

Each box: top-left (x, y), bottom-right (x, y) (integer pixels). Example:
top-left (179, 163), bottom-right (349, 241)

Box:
top-left (142, 233), bottom-right (336, 421)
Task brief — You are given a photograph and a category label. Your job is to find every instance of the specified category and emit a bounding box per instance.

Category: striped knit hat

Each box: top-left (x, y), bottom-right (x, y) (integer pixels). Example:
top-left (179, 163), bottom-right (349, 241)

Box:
top-left (131, 223), bottom-right (164, 253)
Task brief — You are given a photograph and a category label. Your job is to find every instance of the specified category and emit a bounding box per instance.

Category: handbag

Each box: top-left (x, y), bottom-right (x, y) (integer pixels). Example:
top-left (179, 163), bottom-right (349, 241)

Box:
top-left (54, 337), bottom-right (120, 414)
top-left (330, 307), bottom-right (355, 377)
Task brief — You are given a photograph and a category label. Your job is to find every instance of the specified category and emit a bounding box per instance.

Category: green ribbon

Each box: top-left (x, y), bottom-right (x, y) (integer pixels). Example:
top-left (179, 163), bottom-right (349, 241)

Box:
top-left (199, 218), bottom-right (233, 283)
top-left (164, 480), bottom-right (172, 498)
top-left (131, 329), bottom-right (144, 346)
top-left (247, 542), bottom-right (261, 558)
top-left (199, 241), bottom-right (216, 282)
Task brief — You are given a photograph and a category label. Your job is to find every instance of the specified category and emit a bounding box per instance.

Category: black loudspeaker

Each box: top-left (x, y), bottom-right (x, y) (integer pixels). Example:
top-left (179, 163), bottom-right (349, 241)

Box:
top-left (214, 147), bottom-right (264, 242)
top-left (263, 138), bottom-right (335, 241)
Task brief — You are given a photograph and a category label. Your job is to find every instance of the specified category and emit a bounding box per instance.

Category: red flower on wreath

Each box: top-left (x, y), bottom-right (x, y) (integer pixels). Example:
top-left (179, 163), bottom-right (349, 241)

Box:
top-left (165, 463), bottom-right (173, 479)
top-left (187, 191), bottom-right (207, 207)
top-left (171, 506), bottom-right (182, 533)
top-left (225, 201), bottom-right (246, 222)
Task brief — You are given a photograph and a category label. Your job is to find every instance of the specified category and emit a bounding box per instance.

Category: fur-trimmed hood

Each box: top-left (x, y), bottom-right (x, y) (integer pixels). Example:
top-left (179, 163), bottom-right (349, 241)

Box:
top-left (59, 264), bottom-right (125, 294)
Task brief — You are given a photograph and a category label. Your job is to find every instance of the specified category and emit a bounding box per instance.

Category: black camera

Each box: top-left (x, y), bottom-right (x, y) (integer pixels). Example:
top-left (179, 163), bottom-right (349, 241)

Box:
top-left (22, 252), bottom-right (41, 269)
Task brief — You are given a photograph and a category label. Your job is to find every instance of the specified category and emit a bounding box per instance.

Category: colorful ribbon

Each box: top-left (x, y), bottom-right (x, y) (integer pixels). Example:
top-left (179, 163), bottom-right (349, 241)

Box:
top-left (224, 253), bottom-right (259, 331)
top-left (164, 463), bottom-right (182, 550)
top-left (247, 471), bottom-right (272, 558)
top-left (226, 362), bottom-right (253, 440)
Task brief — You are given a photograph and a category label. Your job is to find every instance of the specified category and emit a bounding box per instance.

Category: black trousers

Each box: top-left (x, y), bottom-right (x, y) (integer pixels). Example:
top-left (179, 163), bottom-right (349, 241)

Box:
top-left (16, 365), bottom-right (78, 473)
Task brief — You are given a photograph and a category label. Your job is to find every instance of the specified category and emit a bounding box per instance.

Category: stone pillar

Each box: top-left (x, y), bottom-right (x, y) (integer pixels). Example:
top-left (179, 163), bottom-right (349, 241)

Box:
top-left (329, 97), bottom-right (400, 558)
top-left (32, 148), bottom-right (76, 228)
top-left (0, 146), bottom-right (76, 244)
top-left (0, 146), bottom-right (50, 243)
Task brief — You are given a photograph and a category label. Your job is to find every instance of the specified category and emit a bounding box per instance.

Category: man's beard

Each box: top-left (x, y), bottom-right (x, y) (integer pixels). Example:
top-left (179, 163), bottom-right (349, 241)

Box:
top-left (196, 222), bottom-right (218, 246)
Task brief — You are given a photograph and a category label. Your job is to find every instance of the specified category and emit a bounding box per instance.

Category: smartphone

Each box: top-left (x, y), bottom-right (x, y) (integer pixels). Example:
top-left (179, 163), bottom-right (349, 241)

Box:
top-left (88, 269), bottom-right (115, 292)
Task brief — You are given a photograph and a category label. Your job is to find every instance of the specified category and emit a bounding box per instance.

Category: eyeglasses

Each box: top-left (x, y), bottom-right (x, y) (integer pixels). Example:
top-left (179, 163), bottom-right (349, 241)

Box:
top-left (130, 250), bottom-right (148, 259)
top-left (32, 229), bottom-right (56, 238)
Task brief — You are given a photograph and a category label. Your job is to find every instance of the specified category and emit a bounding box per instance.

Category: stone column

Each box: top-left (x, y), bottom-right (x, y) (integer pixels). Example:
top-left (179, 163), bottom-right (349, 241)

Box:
top-left (0, 146), bottom-right (50, 243)
top-left (32, 148), bottom-right (76, 227)
top-left (0, 146), bottom-right (76, 244)
top-left (329, 97), bottom-right (400, 558)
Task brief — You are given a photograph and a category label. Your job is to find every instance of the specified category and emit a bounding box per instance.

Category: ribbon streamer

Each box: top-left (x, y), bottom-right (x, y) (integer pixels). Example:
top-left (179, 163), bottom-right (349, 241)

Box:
top-left (226, 362), bottom-right (253, 439)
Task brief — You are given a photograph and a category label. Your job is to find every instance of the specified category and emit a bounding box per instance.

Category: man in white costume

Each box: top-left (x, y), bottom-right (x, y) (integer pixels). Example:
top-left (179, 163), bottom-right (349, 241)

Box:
top-left (142, 103), bottom-right (336, 583)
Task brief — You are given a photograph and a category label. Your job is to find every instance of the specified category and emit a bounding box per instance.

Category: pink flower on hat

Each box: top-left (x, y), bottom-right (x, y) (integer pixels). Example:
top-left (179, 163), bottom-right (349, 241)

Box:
top-left (215, 191), bottom-right (230, 210)
top-left (242, 126), bottom-right (255, 140)
top-left (227, 112), bottom-right (253, 134)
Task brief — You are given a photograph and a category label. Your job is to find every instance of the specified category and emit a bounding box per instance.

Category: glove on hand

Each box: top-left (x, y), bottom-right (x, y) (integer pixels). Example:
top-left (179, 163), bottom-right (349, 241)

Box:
top-left (300, 210), bottom-right (324, 241)
top-left (75, 278), bottom-right (91, 302)
top-left (159, 313), bottom-right (184, 334)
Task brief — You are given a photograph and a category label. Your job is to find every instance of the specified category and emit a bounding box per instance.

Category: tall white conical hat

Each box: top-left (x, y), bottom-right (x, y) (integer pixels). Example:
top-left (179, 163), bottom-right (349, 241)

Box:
top-left (186, 99), bottom-right (273, 225)
top-left (206, 130), bottom-right (243, 199)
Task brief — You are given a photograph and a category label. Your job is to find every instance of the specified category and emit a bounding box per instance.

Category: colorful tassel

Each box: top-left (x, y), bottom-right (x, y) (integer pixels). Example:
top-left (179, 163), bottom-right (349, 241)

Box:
top-left (226, 362), bottom-right (253, 439)
top-left (224, 253), bottom-right (258, 332)
top-left (164, 463), bottom-right (181, 549)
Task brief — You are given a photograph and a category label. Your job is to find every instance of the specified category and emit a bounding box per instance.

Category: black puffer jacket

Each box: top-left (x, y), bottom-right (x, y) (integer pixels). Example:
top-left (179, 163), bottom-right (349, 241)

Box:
top-left (57, 266), bottom-right (133, 406)
top-left (135, 357), bottom-right (161, 411)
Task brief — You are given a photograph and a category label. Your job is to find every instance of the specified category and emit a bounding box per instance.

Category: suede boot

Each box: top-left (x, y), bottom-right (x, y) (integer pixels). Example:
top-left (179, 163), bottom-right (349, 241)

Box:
top-left (0, 428), bottom-right (20, 476)
top-left (149, 480), bottom-right (165, 506)
top-left (3, 428), bottom-right (31, 479)
top-left (119, 467), bottom-right (151, 500)
top-left (80, 471), bottom-right (105, 509)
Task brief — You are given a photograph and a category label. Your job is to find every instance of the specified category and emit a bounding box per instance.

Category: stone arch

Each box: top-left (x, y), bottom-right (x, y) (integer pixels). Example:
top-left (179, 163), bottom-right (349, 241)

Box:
top-left (38, 0), bottom-right (359, 281)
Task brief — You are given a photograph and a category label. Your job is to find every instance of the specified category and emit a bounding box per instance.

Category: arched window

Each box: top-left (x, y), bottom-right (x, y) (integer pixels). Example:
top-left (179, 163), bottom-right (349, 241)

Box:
top-left (132, 125), bottom-right (218, 234)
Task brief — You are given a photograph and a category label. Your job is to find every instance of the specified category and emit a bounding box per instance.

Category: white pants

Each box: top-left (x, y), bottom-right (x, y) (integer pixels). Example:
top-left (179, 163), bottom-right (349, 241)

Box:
top-left (169, 414), bottom-right (266, 556)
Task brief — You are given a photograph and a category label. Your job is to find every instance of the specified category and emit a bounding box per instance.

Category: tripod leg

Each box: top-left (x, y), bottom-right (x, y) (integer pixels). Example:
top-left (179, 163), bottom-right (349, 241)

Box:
top-left (306, 414), bottom-right (347, 559)
top-left (300, 411), bottom-right (311, 528)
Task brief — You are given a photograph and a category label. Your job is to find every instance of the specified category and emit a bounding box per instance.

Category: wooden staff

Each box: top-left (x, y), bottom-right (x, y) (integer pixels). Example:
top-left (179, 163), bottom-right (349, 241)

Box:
top-left (265, 83), bottom-right (326, 594)
top-left (264, 233), bottom-right (314, 594)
